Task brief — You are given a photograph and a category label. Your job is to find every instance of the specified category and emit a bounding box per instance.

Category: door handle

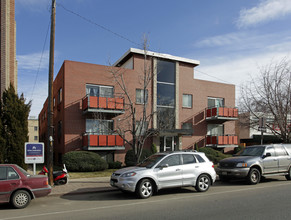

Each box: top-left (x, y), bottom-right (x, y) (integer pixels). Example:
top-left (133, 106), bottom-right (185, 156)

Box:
top-left (176, 169), bottom-right (181, 171)
top-left (195, 166), bottom-right (199, 168)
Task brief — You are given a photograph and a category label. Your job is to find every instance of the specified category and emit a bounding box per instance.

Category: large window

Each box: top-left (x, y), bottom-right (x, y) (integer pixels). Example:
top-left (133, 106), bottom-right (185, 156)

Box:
top-left (208, 97), bottom-right (224, 108)
top-left (207, 124), bottom-right (224, 136)
top-left (136, 121), bottom-right (148, 136)
top-left (58, 88), bottom-right (62, 104)
top-left (86, 119), bottom-right (113, 134)
top-left (136, 89), bottom-right (148, 104)
top-left (183, 94), bottom-right (192, 108)
top-left (157, 59), bottom-right (176, 129)
top-left (86, 84), bottom-right (113, 98)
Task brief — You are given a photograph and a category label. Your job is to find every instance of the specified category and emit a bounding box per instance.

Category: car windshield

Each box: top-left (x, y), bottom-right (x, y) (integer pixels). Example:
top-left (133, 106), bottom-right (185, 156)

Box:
top-left (15, 165), bottom-right (30, 177)
top-left (138, 154), bottom-right (166, 168)
top-left (236, 147), bottom-right (265, 157)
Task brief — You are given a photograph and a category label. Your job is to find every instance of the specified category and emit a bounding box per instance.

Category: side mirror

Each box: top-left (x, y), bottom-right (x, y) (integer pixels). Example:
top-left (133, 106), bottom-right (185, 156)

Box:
top-left (263, 152), bottom-right (271, 158)
top-left (159, 164), bottom-right (169, 170)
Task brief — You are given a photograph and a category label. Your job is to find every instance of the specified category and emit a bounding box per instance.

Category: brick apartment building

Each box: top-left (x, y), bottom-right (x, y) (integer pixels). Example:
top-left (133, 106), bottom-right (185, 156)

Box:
top-left (39, 48), bottom-right (238, 164)
top-left (0, 0), bottom-right (17, 97)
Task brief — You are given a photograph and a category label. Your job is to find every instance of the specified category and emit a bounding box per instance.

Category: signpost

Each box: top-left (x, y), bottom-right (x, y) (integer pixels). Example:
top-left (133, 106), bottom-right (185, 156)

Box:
top-left (25, 143), bottom-right (44, 175)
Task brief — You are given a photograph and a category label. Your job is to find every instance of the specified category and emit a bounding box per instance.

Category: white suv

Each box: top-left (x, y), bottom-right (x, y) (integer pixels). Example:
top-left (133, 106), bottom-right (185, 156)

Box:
top-left (110, 151), bottom-right (216, 199)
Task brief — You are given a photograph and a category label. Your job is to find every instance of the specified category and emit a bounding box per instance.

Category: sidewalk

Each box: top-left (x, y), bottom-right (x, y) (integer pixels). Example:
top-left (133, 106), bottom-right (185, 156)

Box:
top-left (49, 176), bottom-right (118, 196)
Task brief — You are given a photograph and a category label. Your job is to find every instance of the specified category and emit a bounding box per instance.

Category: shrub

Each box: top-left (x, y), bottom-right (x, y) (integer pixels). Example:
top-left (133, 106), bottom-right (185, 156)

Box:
top-left (125, 149), bottom-right (152, 166)
top-left (108, 161), bottom-right (122, 169)
top-left (151, 143), bottom-right (157, 154)
top-left (198, 147), bottom-right (231, 164)
top-left (63, 151), bottom-right (108, 172)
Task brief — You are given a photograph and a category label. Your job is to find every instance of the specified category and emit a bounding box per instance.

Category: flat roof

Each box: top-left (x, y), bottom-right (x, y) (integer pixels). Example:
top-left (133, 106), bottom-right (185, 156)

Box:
top-left (114, 48), bottom-right (200, 67)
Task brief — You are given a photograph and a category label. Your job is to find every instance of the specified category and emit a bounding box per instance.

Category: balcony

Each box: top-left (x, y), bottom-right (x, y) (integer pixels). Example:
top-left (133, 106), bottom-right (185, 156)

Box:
top-left (82, 95), bottom-right (125, 114)
top-left (206, 107), bottom-right (238, 122)
top-left (83, 133), bottom-right (125, 150)
top-left (206, 135), bottom-right (238, 148)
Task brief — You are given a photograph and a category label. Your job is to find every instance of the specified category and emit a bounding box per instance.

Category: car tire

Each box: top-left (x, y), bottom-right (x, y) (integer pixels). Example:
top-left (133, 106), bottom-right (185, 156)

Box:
top-left (11, 190), bottom-right (31, 209)
top-left (247, 168), bottom-right (261, 185)
top-left (136, 179), bottom-right (153, 199)
top-left (285, 167), bottom-right (291, 180)
top-left (195, 174), bottom-right (211, 192)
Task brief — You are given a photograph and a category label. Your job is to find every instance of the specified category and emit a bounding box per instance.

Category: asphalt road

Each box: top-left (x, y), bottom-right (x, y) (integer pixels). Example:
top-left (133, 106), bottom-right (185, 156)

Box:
top-left (1, 176), bottom-right (291, 220)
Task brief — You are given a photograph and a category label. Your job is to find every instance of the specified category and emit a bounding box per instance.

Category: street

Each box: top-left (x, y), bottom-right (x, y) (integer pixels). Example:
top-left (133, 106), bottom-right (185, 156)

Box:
top-left (1, 177), bottom-right (291, 220)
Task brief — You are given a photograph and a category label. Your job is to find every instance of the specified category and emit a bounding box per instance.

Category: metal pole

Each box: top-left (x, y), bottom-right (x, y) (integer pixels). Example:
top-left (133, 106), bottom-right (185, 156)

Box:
top-left (47, 0), bottom-right (56, 186)
top-left (261, 130), bottom-right (264, 145)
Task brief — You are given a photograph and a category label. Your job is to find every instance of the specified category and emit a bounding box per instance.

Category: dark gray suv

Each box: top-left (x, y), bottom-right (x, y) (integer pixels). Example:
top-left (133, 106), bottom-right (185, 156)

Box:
top-left (217, 144), bottom-right (291, 184)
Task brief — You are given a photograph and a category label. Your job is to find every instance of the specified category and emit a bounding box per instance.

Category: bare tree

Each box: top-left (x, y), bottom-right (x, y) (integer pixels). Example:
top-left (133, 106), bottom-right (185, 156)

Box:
top-left (108, 37), bottom-right (158, 164)
top-left (239, 58), bottom-right (291, 143)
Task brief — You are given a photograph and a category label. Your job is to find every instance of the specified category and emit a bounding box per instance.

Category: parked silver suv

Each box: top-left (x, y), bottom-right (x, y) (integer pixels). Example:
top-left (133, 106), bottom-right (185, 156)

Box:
top-left (110, 151), bottom-right (216, 199)
top-left (217, 144), bottom-right (291, 184)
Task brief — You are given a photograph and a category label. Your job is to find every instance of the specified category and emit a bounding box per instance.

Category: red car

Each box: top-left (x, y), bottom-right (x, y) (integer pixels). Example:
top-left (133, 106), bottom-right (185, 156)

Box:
top-left (0, 164), bottom-right (51, 209)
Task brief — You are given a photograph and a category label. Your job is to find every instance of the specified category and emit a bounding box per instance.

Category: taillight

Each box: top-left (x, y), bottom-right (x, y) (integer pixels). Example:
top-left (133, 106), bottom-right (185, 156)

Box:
top-left (44, 180), bottom-right (49, 186)
top-left (212, 165), bottom-right (214, 168)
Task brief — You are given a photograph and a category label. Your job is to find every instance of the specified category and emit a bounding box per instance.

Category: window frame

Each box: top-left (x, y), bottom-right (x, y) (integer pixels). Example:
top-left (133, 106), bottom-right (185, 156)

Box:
top-left (182, 94), bottom-right (193, 108)
top-left (136, 89), bottom-right (148, 104)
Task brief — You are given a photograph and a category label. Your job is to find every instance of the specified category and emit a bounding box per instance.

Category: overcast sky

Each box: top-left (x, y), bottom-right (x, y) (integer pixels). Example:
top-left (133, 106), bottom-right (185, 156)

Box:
top-left (15, 0), bottom-right (291, 117)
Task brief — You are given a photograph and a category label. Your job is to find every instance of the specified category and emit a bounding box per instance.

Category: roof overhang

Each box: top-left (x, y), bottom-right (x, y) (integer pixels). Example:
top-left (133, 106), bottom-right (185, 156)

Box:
top-left (114, 48), bottom-right (200, 67)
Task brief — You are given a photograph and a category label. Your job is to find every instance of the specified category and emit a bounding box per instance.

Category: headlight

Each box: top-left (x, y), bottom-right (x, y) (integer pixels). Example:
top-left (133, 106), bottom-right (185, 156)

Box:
top-left (236, 163), bottom-right (247, 167)
top-left (121, 172), bottom-right (136, 177)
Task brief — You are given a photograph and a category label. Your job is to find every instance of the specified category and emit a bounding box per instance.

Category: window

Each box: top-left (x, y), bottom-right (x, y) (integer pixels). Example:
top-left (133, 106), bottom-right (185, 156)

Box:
top-left (34, 126), bottom-right (38, 131)
top-left (86, 119), bottom-right (113, 134)
top-left (183, 94), bottom-right (192, 108)
top-left (86, 84), bottom-right (113, 98)
top-left (58, 88), bottom-right (62, 104)
top-left (208, 97), bottom-right (224, 108)
top-left (136, 121), bottom-right (148, 136)
top-left (158, 155), bottom-right (181, 167)
top-left (136, 89), bottom-right (148, 104)
top-left (157, 107), bottom-right (175, 129)
top-left (7, 167), bottom-right (19, 180)
top-left (53, 97), bottom-right (56, 107)
top-left (265, 147), bottom-right (275, 156)
top-left (276, 146), bottom-right (288, 156)
top-left (34, 136), bottom-right (38, 141)
top-left (0, 167), bottom-right (6, 180)
top-left (195, 154), bottom-right (205, 163)
top-left (182, 154), bottom-right (196, 164)
top-left (207, 124), bottom-right (224, 136)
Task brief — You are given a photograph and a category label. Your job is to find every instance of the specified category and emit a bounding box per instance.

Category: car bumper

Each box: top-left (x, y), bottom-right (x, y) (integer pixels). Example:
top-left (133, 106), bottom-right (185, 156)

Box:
top-left (110, 177), bottom-right (136, 192)
top-left (216, 167), bottom-right (250, 178)
top-left (31, 186), bottom-right (52, 198)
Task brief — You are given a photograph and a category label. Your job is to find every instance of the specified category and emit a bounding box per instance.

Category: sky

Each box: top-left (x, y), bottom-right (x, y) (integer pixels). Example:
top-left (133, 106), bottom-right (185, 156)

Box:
top-left (14, 0), bottom-right (291, 117)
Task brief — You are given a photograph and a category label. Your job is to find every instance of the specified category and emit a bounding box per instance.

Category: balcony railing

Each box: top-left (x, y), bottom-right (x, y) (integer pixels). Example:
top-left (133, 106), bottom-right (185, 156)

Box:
top-left (206, 135), bottom-right (238, 147)
top-left (83, 133), bottom-right (125, 150)
top-left (82, 95), bottom-right (125, 114)
top-left (206, 107), bottom-right (238, 121)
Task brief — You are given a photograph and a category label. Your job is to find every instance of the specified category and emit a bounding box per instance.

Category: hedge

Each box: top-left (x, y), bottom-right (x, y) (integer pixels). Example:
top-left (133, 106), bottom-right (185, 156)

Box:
top-left (198, 147), bottom-right (231, 164)
top-left (63, 151), bottom-right (108, 172)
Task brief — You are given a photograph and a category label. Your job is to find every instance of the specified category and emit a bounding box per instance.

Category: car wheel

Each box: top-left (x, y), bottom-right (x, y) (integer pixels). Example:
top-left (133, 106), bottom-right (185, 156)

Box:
top-left (11, 190), bottom-right (31, 209)
top-left (247, 168), bottom-right (261, 185)
top-left (136, 179), bottom-right (153, 199)
top-left (195, 174), bottom-right (211, 192)
top-left (285, 167), bottom-right (291, 180)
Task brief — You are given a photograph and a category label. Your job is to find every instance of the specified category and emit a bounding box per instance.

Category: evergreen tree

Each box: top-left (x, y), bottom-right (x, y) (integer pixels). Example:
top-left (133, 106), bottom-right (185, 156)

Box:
top-left (0, 86), bottom-right (31, 168)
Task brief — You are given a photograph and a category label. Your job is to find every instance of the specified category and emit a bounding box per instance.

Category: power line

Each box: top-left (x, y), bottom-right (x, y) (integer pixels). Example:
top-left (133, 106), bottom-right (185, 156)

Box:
top-left (56, 3), bottom-right (143, 48)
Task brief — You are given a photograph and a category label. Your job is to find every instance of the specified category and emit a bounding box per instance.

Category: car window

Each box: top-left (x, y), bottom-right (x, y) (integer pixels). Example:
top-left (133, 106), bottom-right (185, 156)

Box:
top-left (265, 147), bottom-right (275, 156)
top-left (7, 167), bottom-right (19, 180)
top-left (195, 154), bottom-right (205, 163)
top-left (158, 155), bottom-right (181, 167)
top-left (0, 167), bottom-right (7, 180)
top-left (275, 146), bottom-right (288, 156)
top-left (182, 154), bottom-right (196, 164)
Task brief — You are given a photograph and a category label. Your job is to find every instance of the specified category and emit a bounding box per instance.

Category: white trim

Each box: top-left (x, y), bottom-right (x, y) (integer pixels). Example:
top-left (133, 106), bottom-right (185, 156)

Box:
top-left (114, 48), bottom-right (200, 67)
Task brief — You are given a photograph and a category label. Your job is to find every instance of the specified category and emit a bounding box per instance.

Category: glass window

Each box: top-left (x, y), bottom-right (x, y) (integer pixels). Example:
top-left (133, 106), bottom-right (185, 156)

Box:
top-left (86, 119), bottom-right (113, 134)
top-left (34, 126), bottom-right (38, 131)
top-left (136, 121), bottom-right (148, 136)
top-left (157, 59), bottom-right (175, 83)
top-left (195, 155), bottom-right (205, 163)
top-left (158, 155), bottom-right (181, 167)
top-left (86, 84), bottom-right (113, 98)
top-left (58, 88), bottom-right (62, 104)
top-left (136, 89), bottom-right (148, 104)
top-left (157, 107), bottom-right (175, 129)
top-left (34, 136), bottom-right (38, 141)
top-left (183, 154), bottom-right (196, 164)
top-left (275, 146), bottom-right (287, 156)
top-left (265, 147), bottom-right (275, 156)
top-left (7, 167), bottom-right (19, 180)
top-left (207, 124), bottom-right (224, 136)
top-left (0, 167), bottom-right (7, 180)
top-left (157, 84), bottom-right (175, 106)
top-left (208, 97), bottom-right (224, 108)
top-left (183, 94), bottom-right (192, 108)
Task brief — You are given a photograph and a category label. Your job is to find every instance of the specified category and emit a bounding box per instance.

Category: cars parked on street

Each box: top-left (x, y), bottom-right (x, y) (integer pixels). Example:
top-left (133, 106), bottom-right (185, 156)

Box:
top-left (217, 144), bottom-right (291, 184)
top-left (0, 164), bottom-right (51, 208)
top-left (110, 151), bottom-right (216, 199)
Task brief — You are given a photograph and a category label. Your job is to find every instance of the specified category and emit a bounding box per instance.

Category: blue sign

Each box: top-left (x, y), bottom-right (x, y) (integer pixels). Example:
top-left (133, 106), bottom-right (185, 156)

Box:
top-left (25, 143), bottom-right (44, 164)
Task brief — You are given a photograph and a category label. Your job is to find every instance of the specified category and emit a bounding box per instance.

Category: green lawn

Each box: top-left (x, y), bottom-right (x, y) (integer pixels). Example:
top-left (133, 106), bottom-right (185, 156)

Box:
top-left (69, 169), bottom-right (117, 179)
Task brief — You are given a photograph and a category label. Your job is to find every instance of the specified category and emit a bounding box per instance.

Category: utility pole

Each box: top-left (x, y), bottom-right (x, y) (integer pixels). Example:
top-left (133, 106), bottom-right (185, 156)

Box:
top-left (47, 0), bottom-right (56, 186)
